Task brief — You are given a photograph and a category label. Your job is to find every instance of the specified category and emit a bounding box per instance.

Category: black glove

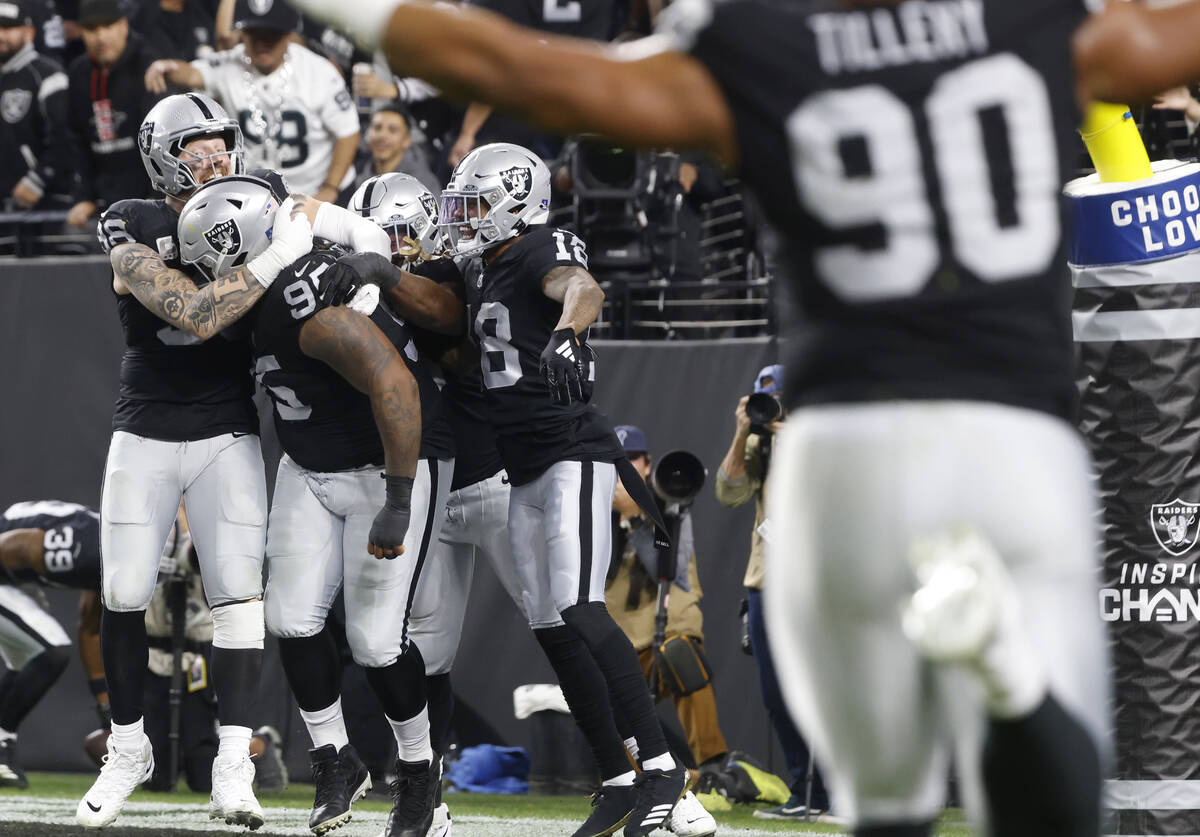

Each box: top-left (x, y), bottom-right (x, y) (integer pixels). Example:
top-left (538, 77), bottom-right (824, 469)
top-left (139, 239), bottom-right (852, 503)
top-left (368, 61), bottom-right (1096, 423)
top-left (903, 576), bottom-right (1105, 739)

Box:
top-left (368, 475), bottom-right (413, 558)
top-left (318, 252), bottom-right (398, 307)
top-left (738, 597), bottom-right (753, 656)
top-left (539, 328), bottom-right (590, 405)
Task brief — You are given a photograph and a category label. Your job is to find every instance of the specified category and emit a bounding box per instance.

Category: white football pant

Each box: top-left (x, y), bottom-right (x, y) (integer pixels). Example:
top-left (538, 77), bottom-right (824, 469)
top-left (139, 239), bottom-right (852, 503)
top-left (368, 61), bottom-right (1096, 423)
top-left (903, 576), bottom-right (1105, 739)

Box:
top-left (764, 401), bottom-right (1110, 828)
top-left (0, 585), bottom-right (71, 670)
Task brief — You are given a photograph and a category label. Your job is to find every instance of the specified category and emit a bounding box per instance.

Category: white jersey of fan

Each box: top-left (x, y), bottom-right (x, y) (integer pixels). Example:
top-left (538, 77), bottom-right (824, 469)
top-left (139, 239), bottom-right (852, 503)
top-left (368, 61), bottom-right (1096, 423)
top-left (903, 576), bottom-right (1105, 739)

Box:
top-left (191, 42), bottom-right (359, 194)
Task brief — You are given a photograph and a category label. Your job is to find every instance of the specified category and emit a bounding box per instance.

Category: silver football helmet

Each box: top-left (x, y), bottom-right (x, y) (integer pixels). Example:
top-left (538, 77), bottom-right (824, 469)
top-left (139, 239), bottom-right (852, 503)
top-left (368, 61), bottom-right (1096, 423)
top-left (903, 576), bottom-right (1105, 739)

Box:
top-left (350, 172), bottom-right (445, 265)
top-left (440, 142), bottom-right (551, 257)
top-left (177, 175), bottom-right (278, 281)
top-left (138, 92), bottom-right (245, 198)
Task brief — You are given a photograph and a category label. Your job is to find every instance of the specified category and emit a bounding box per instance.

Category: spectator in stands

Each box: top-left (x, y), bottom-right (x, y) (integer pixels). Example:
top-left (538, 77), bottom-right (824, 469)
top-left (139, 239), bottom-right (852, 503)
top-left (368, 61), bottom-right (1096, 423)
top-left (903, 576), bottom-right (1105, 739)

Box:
top-left (143, 0), bottom-right (359, 200)
top-left (64, 0), bottom-right (161, 228)
top-left (0, 0), bottom-right (71, 210)
top-left (715, 366), bottom-right (832, 821)
top-left (351, 102), bottom-right (440, 197)
top-left (353, 67), bottom-right (461, 179)
top-left (606, 425), bottom-right (730, 776)
top-left (132, 0), bottom-right (216, 61)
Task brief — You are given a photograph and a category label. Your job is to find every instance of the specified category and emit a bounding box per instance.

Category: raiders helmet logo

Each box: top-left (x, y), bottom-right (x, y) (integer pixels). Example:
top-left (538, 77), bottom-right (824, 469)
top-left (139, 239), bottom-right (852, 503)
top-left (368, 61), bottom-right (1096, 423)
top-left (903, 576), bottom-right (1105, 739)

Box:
top-left (1152, 499), bottom-right (1200, 556)
top-left (204, 219), bottom-right (242, 255)
top-left (138, 121), bottom-right (154, 156)
top-left (419, 192), bottom-right (438, 221)
top-left (500, 166), bottom-right (531, 201)
top-left (1, 89), bottom-right (32, 124)
top-left (248, 0), bottom-right (273, 13)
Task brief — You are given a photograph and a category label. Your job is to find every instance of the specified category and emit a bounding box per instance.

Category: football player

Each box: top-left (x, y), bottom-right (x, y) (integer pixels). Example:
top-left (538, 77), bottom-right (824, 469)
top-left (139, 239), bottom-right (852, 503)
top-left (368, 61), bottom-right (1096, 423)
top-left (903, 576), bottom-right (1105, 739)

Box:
top-left (256, 0), bottom-right (1200, 834)
top-left (326, 171), bottom-right (686, 837)
top-left (177, 173), bottom-right (442, 837)
top-left (0, 501), bottom-right (105, 789)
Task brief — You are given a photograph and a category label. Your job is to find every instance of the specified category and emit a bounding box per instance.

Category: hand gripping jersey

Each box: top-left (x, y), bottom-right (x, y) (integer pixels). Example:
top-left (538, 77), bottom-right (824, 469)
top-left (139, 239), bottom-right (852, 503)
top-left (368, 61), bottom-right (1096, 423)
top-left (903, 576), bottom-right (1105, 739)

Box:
top-left (468, 226), bottom-right (622, 485)
top-left (1, 500), bottom-right (102, 591)
top-left (192, 43), bottom-right (360, 194)
top-left (656, 0), bottom-right (1095, 420)
top-left (97, 169), bottom-right (291, 441)
top-left (251, 250), bottom-right (453, 471)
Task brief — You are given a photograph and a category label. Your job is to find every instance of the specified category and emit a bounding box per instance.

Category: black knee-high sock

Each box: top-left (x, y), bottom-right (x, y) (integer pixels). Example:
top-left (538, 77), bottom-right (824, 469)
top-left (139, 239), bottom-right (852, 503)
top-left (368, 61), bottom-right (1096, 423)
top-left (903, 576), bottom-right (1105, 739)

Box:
top-left (101, 606), bottom-right (148, 725)
top-left (364, 642), bottom-right (427, 723)
top-left (857, 823), bottom-right (935, 837)
top-left (211, 646), bottom-right (262, 729)
top-left (607, 687), bottom-right (692, 768)
top-left (0, 647), bottom-right (69, 732)
top-left (561, 602), bottom-right (669, 765)
top-left (983, 694), bottom-right (1100, 837)
top-left (426, 673), bottom-right (453, 755)
top-left (277, 628), bottom-right (343, 713)
top-left (535, 622), bottom-right (635, 779)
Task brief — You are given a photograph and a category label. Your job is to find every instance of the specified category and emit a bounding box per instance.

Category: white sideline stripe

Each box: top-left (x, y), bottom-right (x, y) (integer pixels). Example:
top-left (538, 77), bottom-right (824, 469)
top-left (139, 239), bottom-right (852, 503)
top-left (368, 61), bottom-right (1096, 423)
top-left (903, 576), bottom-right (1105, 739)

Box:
top-left (0, 794), bottom-right (804, 836)
top-left (1105, 778), bottom-right (1200, 809)
top-left (1073, 309), bottom-right (1200, 342)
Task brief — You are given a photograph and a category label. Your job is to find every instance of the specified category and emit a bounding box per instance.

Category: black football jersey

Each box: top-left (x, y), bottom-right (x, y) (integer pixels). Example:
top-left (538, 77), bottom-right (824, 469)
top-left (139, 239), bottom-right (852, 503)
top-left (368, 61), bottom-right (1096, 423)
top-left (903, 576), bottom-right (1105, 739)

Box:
top-left (658, 0), bottom-right (1092, 420)
top-left (1, 501), bottom-right (101, 591)
top-left (252, 250), bottom-right (386, 472)
top-left (469, 226), bottom-right (623, 485)
top-left (403, 259), bottom-right (459, 462)
top-left (97, 168), bottom-right (290, 440)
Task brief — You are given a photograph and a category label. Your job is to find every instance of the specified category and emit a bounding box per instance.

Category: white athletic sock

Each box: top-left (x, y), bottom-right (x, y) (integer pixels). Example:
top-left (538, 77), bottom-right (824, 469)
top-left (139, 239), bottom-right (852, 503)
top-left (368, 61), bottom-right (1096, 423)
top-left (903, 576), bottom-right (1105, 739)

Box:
top-left (300, 699), bottom-right (349, 750)
top-left (217, 725), bottom-right (252, 758)
top-left (623, 736), bottom-right (639, 763)
top-left (386, 708), bottom-right (433, 764)
top-left (0, 728), bottom-right (16, 743)
top-left (110, 718), bottom-right (145, 750)
top-left (642, 752), bottom-right (676, 773)
top-left (602, 770), bottom-right (636, 787)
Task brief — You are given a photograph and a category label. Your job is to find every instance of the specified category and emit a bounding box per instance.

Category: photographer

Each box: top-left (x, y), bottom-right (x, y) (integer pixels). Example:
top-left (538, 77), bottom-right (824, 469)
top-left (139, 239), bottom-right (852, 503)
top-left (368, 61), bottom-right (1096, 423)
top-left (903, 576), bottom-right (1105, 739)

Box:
top-left (606, 425), bottom-right (730, 777)
top-left (715, 366), bottom-right (831, 820)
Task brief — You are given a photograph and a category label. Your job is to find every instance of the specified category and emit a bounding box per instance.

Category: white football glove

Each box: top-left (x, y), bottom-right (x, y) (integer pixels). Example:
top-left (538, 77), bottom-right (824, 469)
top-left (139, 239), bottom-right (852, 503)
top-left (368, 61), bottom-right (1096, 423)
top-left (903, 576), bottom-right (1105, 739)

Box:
top-left (248, 197), bottom-right (315, 288)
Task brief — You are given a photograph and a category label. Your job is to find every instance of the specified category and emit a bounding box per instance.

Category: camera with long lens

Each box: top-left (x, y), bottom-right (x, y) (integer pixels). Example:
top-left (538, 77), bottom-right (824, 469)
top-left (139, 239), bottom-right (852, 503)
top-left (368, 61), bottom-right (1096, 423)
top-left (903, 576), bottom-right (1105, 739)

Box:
top-left (650, 450), bottom-right (707, 511)
top-left (746, 392), bottom-right (782, 436)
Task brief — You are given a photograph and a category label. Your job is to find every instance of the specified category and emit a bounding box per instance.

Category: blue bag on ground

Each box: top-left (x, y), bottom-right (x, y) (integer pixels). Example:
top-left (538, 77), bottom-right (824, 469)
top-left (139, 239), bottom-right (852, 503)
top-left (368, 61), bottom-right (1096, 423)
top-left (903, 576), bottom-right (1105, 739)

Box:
top-left (445, 744), bottom-right (531, 794)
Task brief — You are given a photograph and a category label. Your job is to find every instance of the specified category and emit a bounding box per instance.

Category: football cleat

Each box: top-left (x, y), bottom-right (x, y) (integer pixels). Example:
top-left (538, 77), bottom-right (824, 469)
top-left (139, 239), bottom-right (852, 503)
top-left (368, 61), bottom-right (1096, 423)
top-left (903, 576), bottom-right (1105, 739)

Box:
top-left (428, 801), bottom-right (451, 837)
top-left (625, 764), bottom-right (688, 837)
top-left (75, 733), bottom-right (155, 828)
top-left (667, 791), bottom-right (716, 837)
top-left (571, 784), bottom-right (636, 837)
top-left (0, 737), bottom-right (28, 789)
top-left (379, 758), bottom-right (439, 837)
top-left (209, 750), bottom-right (265, 830)
top-left (252, 725), bottom-right (288, 793)
top-left (309, 743), bottom-right (371, 834)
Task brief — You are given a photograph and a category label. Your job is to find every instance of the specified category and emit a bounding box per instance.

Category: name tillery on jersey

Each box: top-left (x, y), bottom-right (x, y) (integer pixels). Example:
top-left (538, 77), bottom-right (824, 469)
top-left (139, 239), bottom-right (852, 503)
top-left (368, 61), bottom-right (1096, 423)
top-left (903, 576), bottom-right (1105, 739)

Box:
top-left (809, 0), bottom-right (988, 76)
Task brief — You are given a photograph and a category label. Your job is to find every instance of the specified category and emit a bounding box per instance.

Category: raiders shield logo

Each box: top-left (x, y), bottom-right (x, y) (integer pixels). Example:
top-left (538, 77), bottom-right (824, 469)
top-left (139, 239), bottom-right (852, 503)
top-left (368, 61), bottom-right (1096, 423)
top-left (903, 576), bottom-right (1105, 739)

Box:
top-left (138, 121), bottom-right (154, 157)
top-left (419, 192), bottom-right (438, 221)
top-left (500, 166), bottom-right (531, 201)
top-left (1151, 499), bottom-right (1200, 556)
top-left (1, 89), bottom-right (32, 124)
top-left (204, 219), bottom-right (242, 255)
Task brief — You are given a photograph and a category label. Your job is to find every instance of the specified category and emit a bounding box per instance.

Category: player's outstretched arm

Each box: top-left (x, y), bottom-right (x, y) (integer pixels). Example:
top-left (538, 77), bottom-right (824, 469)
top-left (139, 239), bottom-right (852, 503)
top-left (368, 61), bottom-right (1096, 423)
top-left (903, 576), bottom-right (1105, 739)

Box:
top-left (319, 252), bottom-right (466, 335)
top-left (298, 305), bottom-right (421, 558)
top-left (1075, 0), bottom-right (1200, 106)
top-left (111, 243), bottom-right (270, 341)
top-left (543, 265), bottom-right (604, 334)
top-left (284, 0), bottom-right (737, 163)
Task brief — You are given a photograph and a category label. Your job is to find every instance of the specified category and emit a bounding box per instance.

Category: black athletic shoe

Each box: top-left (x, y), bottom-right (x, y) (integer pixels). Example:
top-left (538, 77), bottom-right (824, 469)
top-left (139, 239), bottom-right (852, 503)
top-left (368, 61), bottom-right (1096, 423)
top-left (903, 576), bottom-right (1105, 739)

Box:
top-left (308, 743), bottom-right (371, 835)
top-left (381, 758), bottom-right (439, 837)
top-left (0, 738), bottom-right (28, 789)
top-left (624, 765), bottom-right (688, 837)
top-left (570, 784), bottom-right (636, 837)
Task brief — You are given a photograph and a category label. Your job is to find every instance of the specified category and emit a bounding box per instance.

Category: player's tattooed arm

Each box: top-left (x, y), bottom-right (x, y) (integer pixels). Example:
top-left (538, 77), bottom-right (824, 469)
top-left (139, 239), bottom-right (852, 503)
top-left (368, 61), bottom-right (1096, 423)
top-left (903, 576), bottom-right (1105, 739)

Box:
top-left (110, 242), bottom-right (267, 340)
top-left (385, 267), bottom-right (467, 335)
top-left (298, 305), bottom-right (421, 480)
top-left (542, 265), bottom-right (605, 334)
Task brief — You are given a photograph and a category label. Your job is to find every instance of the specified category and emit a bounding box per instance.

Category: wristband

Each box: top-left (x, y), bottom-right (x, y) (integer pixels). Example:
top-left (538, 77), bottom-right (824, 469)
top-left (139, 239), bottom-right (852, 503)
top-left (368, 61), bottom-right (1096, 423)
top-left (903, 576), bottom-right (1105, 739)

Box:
top-left (383, 475), bottom-right (414, 511)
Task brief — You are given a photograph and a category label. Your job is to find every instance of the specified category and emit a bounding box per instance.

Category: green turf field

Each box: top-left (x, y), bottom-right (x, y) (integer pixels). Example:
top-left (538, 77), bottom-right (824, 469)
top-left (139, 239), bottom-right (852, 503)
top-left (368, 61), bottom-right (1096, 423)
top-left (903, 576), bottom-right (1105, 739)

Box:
top-left (0, 773), bottom-right (973, 836)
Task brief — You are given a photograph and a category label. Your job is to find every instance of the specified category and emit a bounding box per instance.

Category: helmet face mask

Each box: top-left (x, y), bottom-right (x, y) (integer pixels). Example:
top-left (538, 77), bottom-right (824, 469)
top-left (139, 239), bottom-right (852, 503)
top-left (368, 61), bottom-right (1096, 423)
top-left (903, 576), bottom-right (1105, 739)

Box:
top-left (177, 175), bottom-right (278, 282)
top-left (439, 143), bottom-right (551, 257)
top-left (139, 93), bottom-right (247, 198)
top-left (349, 172), bottom-right (446, 266)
